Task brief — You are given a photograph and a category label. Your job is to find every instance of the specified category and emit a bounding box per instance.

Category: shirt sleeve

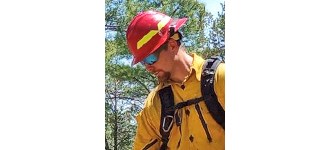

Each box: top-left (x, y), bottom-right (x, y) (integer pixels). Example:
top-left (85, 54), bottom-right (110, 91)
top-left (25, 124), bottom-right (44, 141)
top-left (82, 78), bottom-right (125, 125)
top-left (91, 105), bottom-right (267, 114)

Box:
top-left (133, 91), bottom-right (162, 150)
top-left (214, 62), bottom-right (225, 110)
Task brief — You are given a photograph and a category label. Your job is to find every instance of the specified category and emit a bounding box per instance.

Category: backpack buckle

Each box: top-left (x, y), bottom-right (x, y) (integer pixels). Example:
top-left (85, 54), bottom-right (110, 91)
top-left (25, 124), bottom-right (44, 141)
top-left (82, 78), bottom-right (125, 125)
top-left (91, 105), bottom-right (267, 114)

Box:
top-left (162, 115), bottom-right (174, 132)
top-left (175, 110), bottom-right (182, 126)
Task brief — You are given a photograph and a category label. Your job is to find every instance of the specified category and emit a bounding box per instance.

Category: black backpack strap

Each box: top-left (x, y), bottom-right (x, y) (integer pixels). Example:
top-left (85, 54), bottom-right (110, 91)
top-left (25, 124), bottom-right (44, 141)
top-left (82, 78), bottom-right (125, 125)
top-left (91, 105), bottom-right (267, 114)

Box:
top-left (201, 56), bottom-right (225, 130)
top-left (158, 86), bottom-right (175, 150)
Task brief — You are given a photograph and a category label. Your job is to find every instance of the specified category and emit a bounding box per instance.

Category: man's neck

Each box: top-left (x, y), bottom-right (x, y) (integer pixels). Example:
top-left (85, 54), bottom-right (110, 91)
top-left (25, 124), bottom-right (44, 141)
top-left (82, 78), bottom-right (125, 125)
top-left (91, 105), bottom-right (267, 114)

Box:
top-left (169, 52), bottom-right (193, 84)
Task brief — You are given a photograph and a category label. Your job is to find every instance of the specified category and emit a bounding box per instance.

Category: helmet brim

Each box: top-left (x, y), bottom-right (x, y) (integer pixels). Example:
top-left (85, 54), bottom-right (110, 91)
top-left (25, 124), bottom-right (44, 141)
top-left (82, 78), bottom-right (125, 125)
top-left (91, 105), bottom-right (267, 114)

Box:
top-left (172, 17), bottom-right (188, 32)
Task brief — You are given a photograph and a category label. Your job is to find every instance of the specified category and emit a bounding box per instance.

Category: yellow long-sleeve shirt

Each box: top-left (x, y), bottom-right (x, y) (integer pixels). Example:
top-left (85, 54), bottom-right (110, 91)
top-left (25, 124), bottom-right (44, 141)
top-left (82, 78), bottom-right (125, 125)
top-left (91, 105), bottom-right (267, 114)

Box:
top-left (133, 54), bottom-right (225, 150)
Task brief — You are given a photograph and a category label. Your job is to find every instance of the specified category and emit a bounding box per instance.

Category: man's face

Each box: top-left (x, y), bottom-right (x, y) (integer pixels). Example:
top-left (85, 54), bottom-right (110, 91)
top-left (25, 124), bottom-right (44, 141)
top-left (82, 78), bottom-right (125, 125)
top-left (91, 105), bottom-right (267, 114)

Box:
top-left (142, 45), bottom-right (174, 82)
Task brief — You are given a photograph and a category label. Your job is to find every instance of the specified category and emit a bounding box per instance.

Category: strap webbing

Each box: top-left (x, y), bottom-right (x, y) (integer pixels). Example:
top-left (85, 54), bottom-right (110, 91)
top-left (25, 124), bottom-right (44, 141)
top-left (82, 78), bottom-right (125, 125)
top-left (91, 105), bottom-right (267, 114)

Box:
top-left (159, 86), bottom-right (175, 150)
top-left (175, 97), bottom-right (204, 110)
top-left (201, 56), bottom-right (225, 130)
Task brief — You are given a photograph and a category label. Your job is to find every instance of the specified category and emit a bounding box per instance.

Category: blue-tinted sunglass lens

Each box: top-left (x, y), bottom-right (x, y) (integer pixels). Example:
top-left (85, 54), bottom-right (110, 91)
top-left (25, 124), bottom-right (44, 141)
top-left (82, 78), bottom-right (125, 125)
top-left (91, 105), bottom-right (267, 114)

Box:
top-left (143, 54), bottom-right (158, 65)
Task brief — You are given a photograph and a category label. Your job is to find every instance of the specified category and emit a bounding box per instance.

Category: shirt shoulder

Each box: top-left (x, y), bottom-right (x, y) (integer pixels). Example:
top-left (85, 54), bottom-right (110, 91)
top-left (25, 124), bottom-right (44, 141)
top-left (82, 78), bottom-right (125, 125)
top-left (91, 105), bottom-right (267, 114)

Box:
top-left (139, 84), bottom-right (168, 127)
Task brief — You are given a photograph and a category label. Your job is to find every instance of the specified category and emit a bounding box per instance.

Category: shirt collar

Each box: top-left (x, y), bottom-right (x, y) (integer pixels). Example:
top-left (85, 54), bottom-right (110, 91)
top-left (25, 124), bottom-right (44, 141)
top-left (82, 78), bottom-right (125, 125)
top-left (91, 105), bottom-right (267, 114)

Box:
top-left (190, 53), bottom-right (205, 81)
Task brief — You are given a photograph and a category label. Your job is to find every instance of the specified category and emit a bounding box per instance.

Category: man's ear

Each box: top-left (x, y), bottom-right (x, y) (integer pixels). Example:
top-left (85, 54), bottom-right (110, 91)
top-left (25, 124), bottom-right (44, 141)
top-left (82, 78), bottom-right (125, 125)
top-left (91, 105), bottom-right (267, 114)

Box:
top-left (167, 38), bottom-right (179, 53)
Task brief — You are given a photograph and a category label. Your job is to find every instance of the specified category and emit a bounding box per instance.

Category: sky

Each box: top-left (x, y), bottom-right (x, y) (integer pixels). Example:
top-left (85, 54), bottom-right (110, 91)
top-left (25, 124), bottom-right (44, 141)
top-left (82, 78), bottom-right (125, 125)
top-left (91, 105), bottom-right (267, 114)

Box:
top-left (198, 0), bottom-right (225, 16)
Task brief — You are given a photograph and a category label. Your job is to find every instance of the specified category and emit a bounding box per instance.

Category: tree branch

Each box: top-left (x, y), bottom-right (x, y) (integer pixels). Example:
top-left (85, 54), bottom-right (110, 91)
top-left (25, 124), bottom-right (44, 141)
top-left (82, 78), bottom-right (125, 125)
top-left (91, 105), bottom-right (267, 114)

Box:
top-left (133, 76), bottom-right (150, 93)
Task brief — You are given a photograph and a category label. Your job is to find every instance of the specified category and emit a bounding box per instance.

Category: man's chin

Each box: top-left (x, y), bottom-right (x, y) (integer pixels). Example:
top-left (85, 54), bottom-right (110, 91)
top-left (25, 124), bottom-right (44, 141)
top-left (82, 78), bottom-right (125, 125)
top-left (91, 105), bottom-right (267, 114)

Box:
top-left (156, 72), bottom-right (171, 83)
top-left (157, 78), bottom-right (167, 83)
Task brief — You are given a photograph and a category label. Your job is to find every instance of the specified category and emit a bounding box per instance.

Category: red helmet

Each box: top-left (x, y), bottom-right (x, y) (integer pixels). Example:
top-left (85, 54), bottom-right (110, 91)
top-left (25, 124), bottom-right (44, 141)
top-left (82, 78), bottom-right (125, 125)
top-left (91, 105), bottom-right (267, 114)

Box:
top-left (126, 10), bottom-right (187, 65)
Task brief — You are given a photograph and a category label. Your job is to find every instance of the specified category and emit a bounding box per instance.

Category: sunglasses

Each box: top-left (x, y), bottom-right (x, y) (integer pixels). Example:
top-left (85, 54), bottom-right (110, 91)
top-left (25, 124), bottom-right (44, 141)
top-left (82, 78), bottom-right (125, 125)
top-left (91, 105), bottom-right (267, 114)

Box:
top-left (140, 44), bottom-right (166, 65)
top-left (141, 53), bottom-right (159, 65)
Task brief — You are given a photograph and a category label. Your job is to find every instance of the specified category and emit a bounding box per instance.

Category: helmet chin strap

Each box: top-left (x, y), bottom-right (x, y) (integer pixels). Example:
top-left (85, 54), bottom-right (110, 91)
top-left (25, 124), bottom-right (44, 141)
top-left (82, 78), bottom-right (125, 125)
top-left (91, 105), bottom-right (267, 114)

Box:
top-left (169, 19), bottom-right (182, 41)
top-left (169, 25), bottom-right (175, 37)
top-left (169, 18), bottom-right (177, 37)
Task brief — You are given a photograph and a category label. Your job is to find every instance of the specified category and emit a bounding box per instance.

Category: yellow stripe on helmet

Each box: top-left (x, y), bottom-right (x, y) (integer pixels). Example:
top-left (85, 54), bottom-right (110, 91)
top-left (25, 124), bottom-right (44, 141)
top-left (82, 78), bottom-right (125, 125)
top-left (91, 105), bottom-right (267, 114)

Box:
top-left (137, 16), bottom-right (171, 50)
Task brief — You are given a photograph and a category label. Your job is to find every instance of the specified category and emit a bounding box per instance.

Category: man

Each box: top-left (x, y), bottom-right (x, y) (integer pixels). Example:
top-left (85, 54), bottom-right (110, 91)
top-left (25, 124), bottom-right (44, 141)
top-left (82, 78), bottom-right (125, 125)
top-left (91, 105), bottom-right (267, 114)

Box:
top-left (126, 10), bottom-right (225, 150)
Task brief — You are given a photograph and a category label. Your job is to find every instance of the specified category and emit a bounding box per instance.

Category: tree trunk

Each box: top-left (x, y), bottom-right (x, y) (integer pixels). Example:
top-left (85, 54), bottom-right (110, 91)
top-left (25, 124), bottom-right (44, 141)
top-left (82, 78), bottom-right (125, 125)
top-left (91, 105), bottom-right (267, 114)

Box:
top-left (105, 136), bottom-right (110, 150)
top-left (114, 80), bottom-right (118, 150)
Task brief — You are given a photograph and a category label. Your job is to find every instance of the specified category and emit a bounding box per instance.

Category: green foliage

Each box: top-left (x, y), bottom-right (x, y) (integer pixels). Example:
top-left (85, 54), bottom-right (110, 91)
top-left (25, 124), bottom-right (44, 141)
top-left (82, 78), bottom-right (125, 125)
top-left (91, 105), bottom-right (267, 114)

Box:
top-left (208, 2), bottom-right (225, 59)
top-left (105, 80), bottom-right (142, 150)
